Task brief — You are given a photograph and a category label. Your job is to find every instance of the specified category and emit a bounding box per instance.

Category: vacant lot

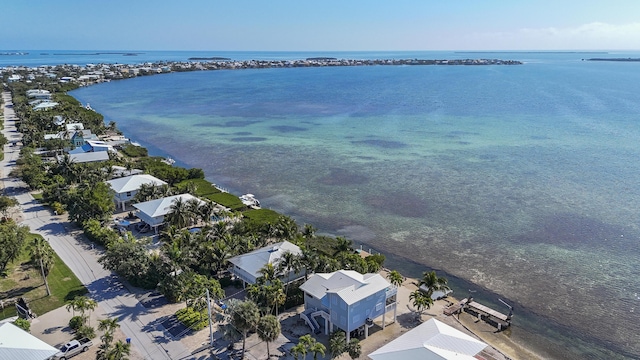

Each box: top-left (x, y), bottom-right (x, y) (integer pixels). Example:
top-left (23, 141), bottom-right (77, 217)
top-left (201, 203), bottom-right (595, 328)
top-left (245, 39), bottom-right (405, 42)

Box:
top-left (0, 233), bottom-right (86, 319)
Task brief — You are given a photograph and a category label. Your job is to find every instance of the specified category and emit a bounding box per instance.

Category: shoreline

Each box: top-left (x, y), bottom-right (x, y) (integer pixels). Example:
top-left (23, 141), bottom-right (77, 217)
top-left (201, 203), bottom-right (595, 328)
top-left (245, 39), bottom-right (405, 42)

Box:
top-left (65, 83), bottom-right (544, 359)
top-left (5, 58), bottom-right (616, 359)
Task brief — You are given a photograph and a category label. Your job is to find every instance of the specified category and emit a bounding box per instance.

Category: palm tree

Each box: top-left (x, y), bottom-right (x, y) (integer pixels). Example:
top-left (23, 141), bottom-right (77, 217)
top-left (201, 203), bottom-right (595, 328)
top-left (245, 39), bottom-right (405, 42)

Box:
top-left (329, 331), bottom-right (346, 359)
top-left (165, 197), bottom-right (191, 229)
top-left (258, 262), bottom-right (278, 283)
top-left (291, 343), bottom-right (307, 360)
top-left (346, 338), bottom-right (362, 359)
top-left (418, 270), bottom-right (450, 298)
top-left (310, 341), bottom-right (326, 360)
top-left (333, 236), bottom-right (352, 256)
top-left (230, 300), bottom-right (260, 359)
top-left (29, 237), bottom-right (54, 296)
top-left (278, 251), bottom-right (302, 296)
top-left (98, 317), bottom-right (120, 345)
top-left (302, 224), bottom-right (317, 240)
top-left (109, 340), bottom-right (131, 360)
top-left (257, 315), bottom-right (281, 359)
top-left (387, 270), bottom-right (404, 288)
top-left (67, 296), bottom-right (98, 326)
top-left (409, 290), bottom-right (433, 320)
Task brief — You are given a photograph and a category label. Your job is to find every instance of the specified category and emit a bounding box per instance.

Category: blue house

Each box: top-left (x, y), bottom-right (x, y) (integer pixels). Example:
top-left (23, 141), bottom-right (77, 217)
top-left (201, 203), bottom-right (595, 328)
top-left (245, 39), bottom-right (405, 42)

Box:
top-left (299, 270), bottom-right (397, 341)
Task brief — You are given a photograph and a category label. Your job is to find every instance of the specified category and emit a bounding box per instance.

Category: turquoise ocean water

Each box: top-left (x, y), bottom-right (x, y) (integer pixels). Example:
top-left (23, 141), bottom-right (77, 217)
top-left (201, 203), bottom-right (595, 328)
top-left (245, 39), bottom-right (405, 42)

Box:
top-left (9, 50), bottom-right (639, 358)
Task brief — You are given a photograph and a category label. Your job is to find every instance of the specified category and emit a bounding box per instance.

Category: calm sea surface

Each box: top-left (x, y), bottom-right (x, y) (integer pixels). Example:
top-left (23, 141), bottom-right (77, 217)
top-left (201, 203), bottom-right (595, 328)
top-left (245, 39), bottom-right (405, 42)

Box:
top-left (28, 50), bottom-right (640, 359)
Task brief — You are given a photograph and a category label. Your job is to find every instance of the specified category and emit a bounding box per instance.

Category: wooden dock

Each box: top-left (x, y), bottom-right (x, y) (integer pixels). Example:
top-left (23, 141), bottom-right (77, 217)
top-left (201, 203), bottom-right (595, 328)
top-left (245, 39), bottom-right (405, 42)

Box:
top-left (444, 297), bottom-right (512, 330)
top-left (465, 298), bottom-right (512, 330)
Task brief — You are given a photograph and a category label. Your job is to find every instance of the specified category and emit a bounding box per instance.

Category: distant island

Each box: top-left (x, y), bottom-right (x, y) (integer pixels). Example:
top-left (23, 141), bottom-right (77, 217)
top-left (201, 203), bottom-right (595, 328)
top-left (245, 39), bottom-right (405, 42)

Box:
top-left (0, 52), bottom-right (29, 56)
top-left (585, 58), bottom-right (640, 62)
top-left (188, 57), bottom-right (232, 61)
top-left (52, 52), bottom-right (144, 56)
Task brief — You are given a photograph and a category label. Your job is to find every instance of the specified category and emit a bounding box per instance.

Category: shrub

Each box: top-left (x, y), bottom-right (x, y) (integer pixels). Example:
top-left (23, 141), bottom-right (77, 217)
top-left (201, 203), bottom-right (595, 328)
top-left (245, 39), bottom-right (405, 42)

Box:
top-left (176, 307), bottom-right (208, 331)
top-left (13, 318), bottom-right (31, 332)
top-left (51, 202), bottom-right (65, 215)
top-left (75, 325), bottom-right (95, 339)
top-left (69, 315), bottom-right (85, 330)
top-left (120, 144), bottom-right (148, 158)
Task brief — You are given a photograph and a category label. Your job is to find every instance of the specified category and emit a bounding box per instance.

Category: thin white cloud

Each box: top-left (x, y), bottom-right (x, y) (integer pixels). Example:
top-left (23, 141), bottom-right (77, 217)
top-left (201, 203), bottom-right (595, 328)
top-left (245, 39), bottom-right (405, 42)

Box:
top-left (473, 22), bottom-right (640, 50)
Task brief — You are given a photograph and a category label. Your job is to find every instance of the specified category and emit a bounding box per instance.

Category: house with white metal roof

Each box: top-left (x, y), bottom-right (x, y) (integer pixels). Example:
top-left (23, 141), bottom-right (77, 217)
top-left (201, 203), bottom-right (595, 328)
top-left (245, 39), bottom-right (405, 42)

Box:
top-left (298, 270), bottom-right (397, 340)
top-left (368, 318), bottom-right (488, 360)
top-left (64, 151), bottom-right (110, 164)
top-left (105, 174), bottom-right (167, 211)
top-left (0, 322), bottom-right (59, 360)
top-left (228, 240), bottom-right (304, 287)
top-left (133, 193), bottom-right (204, 233)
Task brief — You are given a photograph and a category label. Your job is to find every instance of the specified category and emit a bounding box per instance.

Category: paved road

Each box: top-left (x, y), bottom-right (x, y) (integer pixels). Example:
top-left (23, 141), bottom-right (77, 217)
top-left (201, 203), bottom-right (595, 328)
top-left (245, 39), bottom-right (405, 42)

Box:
top-left (1, 91), bottom-right (195, 360)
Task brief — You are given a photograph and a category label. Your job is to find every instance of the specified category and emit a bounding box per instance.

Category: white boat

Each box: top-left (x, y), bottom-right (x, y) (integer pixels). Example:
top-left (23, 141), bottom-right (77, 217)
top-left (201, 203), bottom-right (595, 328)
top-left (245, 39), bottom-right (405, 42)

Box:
top-left (240, 194), bottom-right (260, 208)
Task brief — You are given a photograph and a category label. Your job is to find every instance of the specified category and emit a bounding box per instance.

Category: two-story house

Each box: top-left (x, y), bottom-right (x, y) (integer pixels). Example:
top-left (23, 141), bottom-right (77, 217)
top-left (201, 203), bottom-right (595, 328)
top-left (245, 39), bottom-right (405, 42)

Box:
top-left (106, 174), bottom-right (167, 211)
top-left (299, 270), bottom-right (397, 341)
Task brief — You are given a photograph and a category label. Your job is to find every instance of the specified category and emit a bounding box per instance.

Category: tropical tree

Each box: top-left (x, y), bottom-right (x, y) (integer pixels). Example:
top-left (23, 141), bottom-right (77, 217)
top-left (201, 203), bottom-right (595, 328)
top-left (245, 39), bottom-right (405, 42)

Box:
top-left (387, 270), bottom-right (404, 288)
top-left (310, 340), bottom-right (326, 360)
top-left (418, 270), bottom-right (450, 298)
top-left (346, 338), bottom-right (362, 359)
top-left (98, 317), bottom-right (120, 345)
top-left (165, 197), bottom-right (193, 229)
top-left (291, 343), bottom-right (307, 360)
top-left (66, 296), bottom-right (98, 326)
top-left (0, 221), bottom-right (29, 274)
top-left (333, 236), bottom-right (352, 256)
top-left (329, 331), bottom-right (346, 359)
top-left (278, 251), bottom-right (302, 296)
top-left (0, 195), bottom-right (18, 218)
top-left (29, 237), bottom-right (54, 296)
top-left (97, 339), bottom-right (130, 360)
top-left (230, 300), bottom-right (260, 359)
top-left (257, 315), bottom-right (281, 359)
top-left (409, 290), bottom-right (433, 320)
top-left (96, 317), bottom-right (120, 360)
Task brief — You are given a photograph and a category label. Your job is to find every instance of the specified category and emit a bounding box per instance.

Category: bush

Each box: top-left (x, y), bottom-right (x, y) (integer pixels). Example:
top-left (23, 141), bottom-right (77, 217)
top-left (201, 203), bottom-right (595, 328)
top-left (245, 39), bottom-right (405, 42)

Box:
top-left (75, 325), bottom-right (95, 339)
top-left (69, 315), bottom-right (85, 331)
top-left (121, 144), bottom-right (148, 158)
top-left (176, 307), bottom-right (208, 331)
top-left (13, 318), bottom-right (30, 332)
top-left (51, 202), bottom-right (65, 215)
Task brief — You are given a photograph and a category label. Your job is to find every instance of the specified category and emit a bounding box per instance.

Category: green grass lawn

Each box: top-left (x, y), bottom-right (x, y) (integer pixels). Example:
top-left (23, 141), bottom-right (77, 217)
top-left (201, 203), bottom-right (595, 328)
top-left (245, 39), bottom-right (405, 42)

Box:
top-left (0, 233), bottom-right (86, 320)
top-left (31, 192), bottom-right (44, 201)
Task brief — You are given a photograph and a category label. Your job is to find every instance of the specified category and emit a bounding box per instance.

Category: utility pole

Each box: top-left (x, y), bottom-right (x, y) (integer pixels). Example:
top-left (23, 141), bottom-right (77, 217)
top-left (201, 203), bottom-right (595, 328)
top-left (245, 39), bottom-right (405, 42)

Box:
top-left (206, 288), bottom-right (214, 348)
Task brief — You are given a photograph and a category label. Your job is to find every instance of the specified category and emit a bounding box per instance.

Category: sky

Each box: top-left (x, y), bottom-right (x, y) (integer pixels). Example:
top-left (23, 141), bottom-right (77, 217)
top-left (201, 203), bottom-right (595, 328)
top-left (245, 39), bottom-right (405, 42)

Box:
top-left (2, 0), bottom-right (639, 51)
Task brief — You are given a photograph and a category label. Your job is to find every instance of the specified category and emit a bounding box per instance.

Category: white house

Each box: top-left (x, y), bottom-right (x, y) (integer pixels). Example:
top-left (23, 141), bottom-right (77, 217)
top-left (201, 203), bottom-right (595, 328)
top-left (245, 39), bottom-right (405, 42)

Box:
top-left (368, 318), bottom-right (488, 360)
top-left (0, 322), bottom-right (59, 360)
top-left (64, 151), bottom-right (110, 164)
top-left (68, 140), bottom-right (115, 154)
top-left (228, 240), bottom-right (304, 287)
top-left (133, 193), bottom-right (204, 233)
top-left (33, 102), bottom-right (59, 111)
top-left (105, 174), bottom-right (167, 211)
top-left (299, 270), bottom-right (397, 340)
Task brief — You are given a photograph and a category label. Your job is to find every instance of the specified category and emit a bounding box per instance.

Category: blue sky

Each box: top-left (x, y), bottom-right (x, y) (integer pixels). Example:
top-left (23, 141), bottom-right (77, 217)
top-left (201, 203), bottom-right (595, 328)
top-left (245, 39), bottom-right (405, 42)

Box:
top-left (2, 0), bottom-right (639, 51)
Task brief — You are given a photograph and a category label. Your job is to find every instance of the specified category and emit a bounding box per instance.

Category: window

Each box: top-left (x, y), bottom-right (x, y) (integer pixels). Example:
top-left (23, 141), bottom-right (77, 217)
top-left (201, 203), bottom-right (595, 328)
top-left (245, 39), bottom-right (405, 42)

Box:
top-left (376, 302), bottom-right (383, 312)
top-left (126, 191), bottom-right (132, 197)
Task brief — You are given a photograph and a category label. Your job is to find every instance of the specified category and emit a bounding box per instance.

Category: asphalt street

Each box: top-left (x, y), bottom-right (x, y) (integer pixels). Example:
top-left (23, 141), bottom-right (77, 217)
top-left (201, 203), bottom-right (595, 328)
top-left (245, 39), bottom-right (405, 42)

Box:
top-left (1, 91), bottom-right (194, 360)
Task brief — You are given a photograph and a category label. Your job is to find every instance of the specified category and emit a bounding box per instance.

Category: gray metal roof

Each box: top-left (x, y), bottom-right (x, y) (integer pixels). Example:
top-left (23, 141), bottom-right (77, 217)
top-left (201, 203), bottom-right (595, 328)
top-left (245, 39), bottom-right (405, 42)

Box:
top-left (299, 270), bottom-right (391, 305)
top-left (228, 241), bottom-right (302, 282)
top-left (0, 322), bottom-right (59, 360)
top-left (368, 318), bottom-right (487, 360)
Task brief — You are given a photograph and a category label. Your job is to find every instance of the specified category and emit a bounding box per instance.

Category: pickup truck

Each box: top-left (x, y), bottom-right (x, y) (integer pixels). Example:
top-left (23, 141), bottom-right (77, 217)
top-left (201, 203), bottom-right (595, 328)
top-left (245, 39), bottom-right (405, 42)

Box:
top-left (50, 338), bottom-right (93, 360)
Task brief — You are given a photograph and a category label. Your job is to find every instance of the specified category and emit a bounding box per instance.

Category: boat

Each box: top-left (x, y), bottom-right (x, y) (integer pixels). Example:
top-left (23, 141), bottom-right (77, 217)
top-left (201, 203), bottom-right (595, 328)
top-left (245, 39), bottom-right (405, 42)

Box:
top-left (240, 194), bottom-right (260, 208)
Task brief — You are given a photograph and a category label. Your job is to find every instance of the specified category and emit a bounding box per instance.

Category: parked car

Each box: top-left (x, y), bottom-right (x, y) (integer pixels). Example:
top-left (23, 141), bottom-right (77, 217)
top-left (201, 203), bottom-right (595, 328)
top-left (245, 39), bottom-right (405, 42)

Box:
top-left (50, 338), bottom-right (93, 360)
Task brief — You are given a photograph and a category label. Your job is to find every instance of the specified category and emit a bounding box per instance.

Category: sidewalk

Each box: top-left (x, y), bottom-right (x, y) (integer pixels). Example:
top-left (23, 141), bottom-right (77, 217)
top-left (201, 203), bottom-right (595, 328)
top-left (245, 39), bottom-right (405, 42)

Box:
top-left (1, 91), bottom-right (194, 360)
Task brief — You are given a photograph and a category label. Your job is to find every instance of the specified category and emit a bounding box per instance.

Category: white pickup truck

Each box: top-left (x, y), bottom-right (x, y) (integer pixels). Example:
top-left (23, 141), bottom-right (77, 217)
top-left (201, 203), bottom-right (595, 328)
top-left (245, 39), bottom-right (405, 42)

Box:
top-left (50, 337), bottom-right (93, 360)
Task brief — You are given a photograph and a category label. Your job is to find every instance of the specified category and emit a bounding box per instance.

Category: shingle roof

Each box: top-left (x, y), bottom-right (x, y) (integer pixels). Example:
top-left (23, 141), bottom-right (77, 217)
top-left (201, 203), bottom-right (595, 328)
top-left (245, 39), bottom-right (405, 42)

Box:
top-left (299, 270), bottom-right (391, 305)
top-left (368, 318), bottom-right (487, 360)
top-left (0, 322), bottom-right (59, 360)
top-left (106, 174), bottom-right (167, 194)
top-left (228, 241), bottom-right (302, 280)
